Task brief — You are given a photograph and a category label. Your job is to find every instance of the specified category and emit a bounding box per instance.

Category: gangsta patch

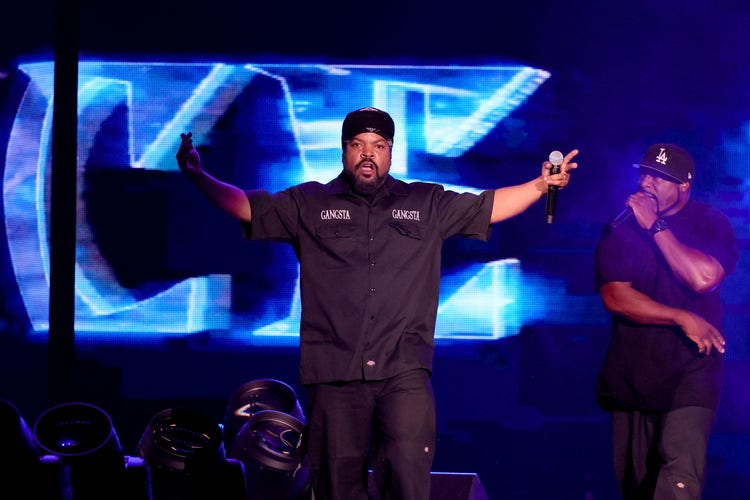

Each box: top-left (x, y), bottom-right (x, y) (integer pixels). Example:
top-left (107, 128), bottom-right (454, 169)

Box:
top-left (320, 209), bottom-right (351, 220)
top-left (392, 209), bottom-right (421, 221)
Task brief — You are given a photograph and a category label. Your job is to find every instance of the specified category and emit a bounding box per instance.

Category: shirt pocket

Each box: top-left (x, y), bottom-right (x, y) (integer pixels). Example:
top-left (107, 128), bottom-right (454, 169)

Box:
top-left (314, 222), bottom-right (362, 269)
top-left (389, 220), bottom-right (425, 240)
top-left (388, 221), bottom-right (428, 268)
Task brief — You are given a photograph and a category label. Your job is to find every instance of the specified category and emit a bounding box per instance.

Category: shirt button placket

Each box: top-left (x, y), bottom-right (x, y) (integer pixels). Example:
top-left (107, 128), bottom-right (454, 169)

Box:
top-left (368, 228), bottom-right (375, 295)
top-left (364, 217), bottom-right (377, 374)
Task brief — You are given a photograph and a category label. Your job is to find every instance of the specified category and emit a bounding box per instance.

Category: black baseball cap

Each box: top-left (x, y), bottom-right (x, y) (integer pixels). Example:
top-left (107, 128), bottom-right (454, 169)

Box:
top-left (633, 143), bottom-right (695, 183)
top-left (341, 107), bottom-right (395, 147)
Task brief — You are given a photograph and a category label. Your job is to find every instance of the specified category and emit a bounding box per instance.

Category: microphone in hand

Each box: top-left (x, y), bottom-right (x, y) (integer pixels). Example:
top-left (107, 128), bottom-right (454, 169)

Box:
top-left (607, 191), bottom-right (656, 231)
top-left (546, 150), bottom-right (564, 224)
top-left (608, 206), bottom-right (633, 230)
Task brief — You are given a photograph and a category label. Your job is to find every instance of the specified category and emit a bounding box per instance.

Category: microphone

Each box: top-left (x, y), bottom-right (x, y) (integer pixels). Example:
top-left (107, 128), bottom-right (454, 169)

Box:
top-left (546, 150), bottom-right (564, 224)
top-left (608, 191), bottom-right (656, 231)
top-left (608, 206), bottom-right (633, 230)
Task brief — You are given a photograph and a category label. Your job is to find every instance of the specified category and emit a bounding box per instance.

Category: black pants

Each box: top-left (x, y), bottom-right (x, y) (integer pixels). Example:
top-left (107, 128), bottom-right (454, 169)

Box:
top-left (304, 369), bottom-right (436, 500)
top-left (611, 406), bottom-right (715, 500)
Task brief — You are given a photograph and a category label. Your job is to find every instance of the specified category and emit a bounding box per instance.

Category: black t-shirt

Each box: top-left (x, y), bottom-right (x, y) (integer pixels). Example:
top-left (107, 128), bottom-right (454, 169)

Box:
top-left (245, 173), bottom-right (494, 385)
top-left (594, 199), bottom-right (738, 412)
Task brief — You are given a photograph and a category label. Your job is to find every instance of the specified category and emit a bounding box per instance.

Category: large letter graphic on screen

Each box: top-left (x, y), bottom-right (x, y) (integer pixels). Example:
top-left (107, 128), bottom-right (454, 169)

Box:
top-left (4, 61), bottom-right (550, 343)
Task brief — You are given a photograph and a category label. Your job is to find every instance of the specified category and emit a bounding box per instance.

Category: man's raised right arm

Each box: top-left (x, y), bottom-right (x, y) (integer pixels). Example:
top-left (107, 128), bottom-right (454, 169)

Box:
top-left (176, 132), bottom-right (252, 222)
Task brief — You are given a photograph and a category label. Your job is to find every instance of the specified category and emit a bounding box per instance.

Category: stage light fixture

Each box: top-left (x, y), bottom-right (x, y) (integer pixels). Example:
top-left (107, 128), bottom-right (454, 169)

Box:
top-left (33, 401), bottom-right (151, 500)
top-left (223, 378), bottom-right (306, 450)
top-left (1, 399), bottom-right (71, 500)
top-left (136, 407), bottom-right (246, 500)
top-left (228, 409), bottom-right (307, 500)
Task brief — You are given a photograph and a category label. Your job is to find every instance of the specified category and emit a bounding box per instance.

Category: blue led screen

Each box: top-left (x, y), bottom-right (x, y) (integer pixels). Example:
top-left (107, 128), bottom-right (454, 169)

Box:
top-left (4, 60), bottom-right (608, 346)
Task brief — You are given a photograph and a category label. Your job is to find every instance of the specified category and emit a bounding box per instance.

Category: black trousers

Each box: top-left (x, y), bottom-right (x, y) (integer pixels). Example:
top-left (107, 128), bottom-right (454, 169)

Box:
top-left (611, 406), bottom-right (715, 500)
top-left (304, 368), bottom-right (436, 500)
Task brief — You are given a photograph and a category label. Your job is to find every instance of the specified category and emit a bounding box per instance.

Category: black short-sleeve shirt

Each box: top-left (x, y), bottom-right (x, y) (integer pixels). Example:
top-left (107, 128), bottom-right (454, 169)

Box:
top-left (594, 199), bottom-right (738, 412)
top-left (244, 173), bottom-right (494, 385)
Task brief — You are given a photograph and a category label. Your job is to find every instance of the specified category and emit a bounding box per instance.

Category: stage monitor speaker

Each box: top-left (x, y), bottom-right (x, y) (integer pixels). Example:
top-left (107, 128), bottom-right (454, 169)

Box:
top-left (367, 471), bottom-right (489, 500)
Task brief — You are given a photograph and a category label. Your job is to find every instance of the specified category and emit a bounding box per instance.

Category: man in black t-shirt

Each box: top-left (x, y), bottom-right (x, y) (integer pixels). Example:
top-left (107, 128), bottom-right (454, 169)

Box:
top-left (594, 143), bottom-right (738, 499)
top-left (178, 107), bottom-right (579, 500)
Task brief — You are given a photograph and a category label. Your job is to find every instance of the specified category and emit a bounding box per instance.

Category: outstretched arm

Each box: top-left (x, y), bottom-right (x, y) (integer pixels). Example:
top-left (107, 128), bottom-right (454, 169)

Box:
top-left (600, 281), bottom-right (726, 355)
top-left (490, 149), bottom-right (579, 223)
top-left (176, 133), bottom-right (253, 222)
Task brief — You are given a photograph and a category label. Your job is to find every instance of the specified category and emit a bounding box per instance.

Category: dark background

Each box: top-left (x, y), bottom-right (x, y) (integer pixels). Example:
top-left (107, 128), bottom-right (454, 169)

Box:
top-left (1, 1), bottom-right (750, 498)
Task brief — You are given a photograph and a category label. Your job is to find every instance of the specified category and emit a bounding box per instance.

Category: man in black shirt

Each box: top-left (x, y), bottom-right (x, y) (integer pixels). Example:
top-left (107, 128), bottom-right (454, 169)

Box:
top-left (177, 107), bottom-right (579, 500)
top-left (594, 143), bottom-right (738, 499)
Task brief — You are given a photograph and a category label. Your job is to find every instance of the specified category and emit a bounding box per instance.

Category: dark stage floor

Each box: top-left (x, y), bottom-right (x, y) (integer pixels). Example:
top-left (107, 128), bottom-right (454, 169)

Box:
top-left (3, 326), bottom-right (749, 499)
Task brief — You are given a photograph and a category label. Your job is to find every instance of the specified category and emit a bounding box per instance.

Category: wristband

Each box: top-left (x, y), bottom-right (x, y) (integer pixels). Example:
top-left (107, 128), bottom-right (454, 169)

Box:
top-left (648, 218), bottom-right (669, 237)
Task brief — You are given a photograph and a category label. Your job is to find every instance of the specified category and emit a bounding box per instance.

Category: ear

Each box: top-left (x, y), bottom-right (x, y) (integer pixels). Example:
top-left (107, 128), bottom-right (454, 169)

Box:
top-left (679, 182), bottom-right (690, 192)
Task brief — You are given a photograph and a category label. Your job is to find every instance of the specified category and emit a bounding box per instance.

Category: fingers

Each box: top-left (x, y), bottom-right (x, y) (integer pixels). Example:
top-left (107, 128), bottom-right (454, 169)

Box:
top-left (710, 334), bottom-right (726, 355)
top-left (543, 149), bottom-right (578, 188)
top-left (543, 149), bottom-right (579, 168)
top-left (176, 132), bottom-right (195, 168)
top-left (179, 132), bottom-right (194, 150)
top-left (628, 192), bottom-right (659, 221)
top-left (542, 163), bottom-right (556, 184)
top-left (548, 148), bottom-right (579, 177)
top-left (562, 149), bottom-right (579, 170)
top-left (698, 332), bottom-right (726, 356)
